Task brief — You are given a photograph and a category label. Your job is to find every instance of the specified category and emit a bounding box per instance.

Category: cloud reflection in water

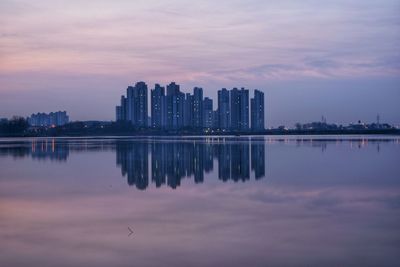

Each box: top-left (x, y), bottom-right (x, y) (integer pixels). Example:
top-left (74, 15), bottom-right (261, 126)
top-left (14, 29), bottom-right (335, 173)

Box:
top-left (0, 137), bottom-right (399, 267)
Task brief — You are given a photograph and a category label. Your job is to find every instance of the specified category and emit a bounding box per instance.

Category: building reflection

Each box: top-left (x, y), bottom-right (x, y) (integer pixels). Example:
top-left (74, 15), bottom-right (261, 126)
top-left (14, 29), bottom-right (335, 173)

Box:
top-left (116, 142), bottom-right (149, 190)
top-left (0, 139), bottom-right (69, 161)
top-left (1, 137), bottom-right (396, 191)
top-left (0, 137), bottom-right (267, 190)
top-left (31, 139), bottom-right (69, 161)
top-left (0, 139), bottom-right (115, 161)
top-left (251, 140), bottom-right (265, 179)
top-left (116, 138), bottom-right (266, 190)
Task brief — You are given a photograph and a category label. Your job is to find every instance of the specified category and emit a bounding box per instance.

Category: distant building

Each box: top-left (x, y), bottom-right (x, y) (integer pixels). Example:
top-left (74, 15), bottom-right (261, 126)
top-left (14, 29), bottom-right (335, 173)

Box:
top-left (184, 93), bottom-right (194, 128)
top-left (251, 89), bottom-right (265, 131)
top-left (151, 84), bottom-right (165, 128)
top-left (212, 110), bottom-right (219, 129)
top-left (230, 88), bottom-right (249, 131)
top-left (116, 106), bottom-right (123, 122)
top-left (203, 97), bottom-right (213, 128)
top-left (126, 86), bottom-right (135, 123)
top-left (239, 88), bottom-right (249, 130)
top-left (117, 95), bottom-right (127, 121)
top-left (116, 82), bottom-right (263, 132)
top-left (230, 88), bottom-right (240, 130)
top-left (28, 111), bottom-right (69, 127)
top-left (218, 88), bottom-right (230, 130)
top-left (116, 82), bottom-right (148, 127)
top-left (166, 82), bottom-right (185, 129)
top-left (135, 81), bottom-right (148, 127)
top-left (193, 87), bottom-right (203, 128)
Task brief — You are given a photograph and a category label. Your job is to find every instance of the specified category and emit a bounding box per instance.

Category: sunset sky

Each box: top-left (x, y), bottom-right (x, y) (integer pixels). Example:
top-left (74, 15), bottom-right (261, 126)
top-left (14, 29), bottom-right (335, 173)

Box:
top-left (1, 0), bottom-right (399, 126)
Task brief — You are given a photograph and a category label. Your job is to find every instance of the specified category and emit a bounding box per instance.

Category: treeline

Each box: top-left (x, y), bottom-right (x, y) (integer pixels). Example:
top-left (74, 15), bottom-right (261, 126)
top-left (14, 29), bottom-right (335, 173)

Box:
top-left (0, 117), bottom-right (29, 136)
top-left (1, 119), bottom-right (399, 137)
top-left (47, 121), bottom-right (210, 136)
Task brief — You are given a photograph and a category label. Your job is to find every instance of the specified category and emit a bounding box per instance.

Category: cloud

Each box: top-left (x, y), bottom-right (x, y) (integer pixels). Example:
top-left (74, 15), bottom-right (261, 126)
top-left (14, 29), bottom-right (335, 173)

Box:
top-left (0, 0), bottom-right (399, 123)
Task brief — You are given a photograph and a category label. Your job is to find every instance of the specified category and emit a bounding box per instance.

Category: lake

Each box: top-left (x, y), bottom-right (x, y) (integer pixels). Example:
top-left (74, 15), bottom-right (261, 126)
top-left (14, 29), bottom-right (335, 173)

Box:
top-left (0, 136), bottom-right (399, 267)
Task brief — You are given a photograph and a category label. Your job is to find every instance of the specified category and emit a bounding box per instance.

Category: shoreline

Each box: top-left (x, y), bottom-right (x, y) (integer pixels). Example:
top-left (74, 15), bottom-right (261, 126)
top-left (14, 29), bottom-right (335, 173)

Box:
top-left (1, 129), bottom-right (399, 138)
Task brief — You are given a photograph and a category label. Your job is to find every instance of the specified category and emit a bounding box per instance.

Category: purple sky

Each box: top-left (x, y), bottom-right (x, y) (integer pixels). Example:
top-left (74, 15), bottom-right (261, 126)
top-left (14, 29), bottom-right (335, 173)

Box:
top-left (0, 0), bottom-right (399, 127)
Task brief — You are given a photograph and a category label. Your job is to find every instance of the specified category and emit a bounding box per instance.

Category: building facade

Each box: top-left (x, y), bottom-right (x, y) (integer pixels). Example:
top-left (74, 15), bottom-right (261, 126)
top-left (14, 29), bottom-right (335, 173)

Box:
top-left (116, 82), bottom-right (263, 132)
top-left (184, 93), bottom-right (194, 128)
top-left (203, 97), bottom-right (213, 128)
top-left (151, 84), bottom-right (165, 128)
top-left (251, 89), bottom-right (265, 131)
top-left (165, 82), bottom-right (185, 129)
top-left (28, 111), bottom-right (69, 127)
top-left (218, 88), bottom-right (230, 130)
top-left (193, 87), bottom-right (203, 128)
top-left (230, 88), bottom-right (249, 131)
top-left (116, 82), bottom-right (148, 127)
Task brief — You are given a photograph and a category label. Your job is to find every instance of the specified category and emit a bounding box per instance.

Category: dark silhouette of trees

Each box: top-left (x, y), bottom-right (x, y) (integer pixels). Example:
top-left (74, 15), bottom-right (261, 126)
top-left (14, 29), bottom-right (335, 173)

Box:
top-left (0, 116), bottom-right (29, 135)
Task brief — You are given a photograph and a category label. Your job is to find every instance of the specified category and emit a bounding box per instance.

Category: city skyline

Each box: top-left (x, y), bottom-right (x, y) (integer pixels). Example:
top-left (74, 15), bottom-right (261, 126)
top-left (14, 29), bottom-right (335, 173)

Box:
top-left (1, 2), bottom-right (400, 266)
top-left (28, 111), bottom-right (69, 127)
top-left (116, 81), bottom-right (265, 131)
top-left (0, 0), bottom-right (399, 126)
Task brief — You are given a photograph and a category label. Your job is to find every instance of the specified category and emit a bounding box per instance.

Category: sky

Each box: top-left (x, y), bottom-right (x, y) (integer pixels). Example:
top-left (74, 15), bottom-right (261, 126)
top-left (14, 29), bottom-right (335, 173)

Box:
top-left (0, 0), bottom-right (399, 127)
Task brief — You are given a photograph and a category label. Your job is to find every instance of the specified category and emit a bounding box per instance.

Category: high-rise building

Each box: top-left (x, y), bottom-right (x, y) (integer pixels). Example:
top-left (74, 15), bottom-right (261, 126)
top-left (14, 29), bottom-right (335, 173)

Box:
top-left (54, 111), bottom-right (69, 126)
top-left (184, 93), bottom-right (193, 128)
top-left (116, 82), bottom-right (261, 132)
top-left (116, 96), bottom-right (127, 121)
top-left (134, 81), bottom-right (148, 127)
top-left (151, 84), bottom-right (165, 128)
top-left (166, 82), bottom-right (184, 129)
top-left (251, 89), bottom-right (265, 131)
top-left (28, 111), bottom-right (69, 127)
top-left (230, 88), bottom-right (249, 131)
top-left (126, 86), bottom-right (135, 123)
top-left (240, 88), bottom-right (249, 130)
top-left (218, 88), bottom-right (230, 130)
top-left (193, 87), bottom-right (203, 128)
top-left (116, 106), bottom-right (123, 121)
top-left (173, 91), bottom-right (185, 129)
top-left (230, 88), bottom-right (240, 130)
top-left (212, 110), bottom-right (219, 129)
top-left (166, 82), bottom-right (178, 128)
top-left (203, 97), bottom-right (213, 128)
top-left (118, 82), bottom-right (148, 127)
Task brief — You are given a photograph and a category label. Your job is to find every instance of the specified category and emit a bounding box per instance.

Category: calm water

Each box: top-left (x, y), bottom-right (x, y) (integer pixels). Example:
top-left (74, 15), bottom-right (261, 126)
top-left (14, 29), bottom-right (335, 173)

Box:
top-left (0, 136), bottom-right (399, 267)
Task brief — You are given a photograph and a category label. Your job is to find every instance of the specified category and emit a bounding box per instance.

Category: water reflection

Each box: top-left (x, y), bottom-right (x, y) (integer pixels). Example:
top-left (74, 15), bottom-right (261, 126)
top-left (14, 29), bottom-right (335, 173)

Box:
top-left (0, 139), bottom-right (69, 161)
top-left (0, 136), bottom-right (399, 267)
top-left (0, 136), bottom-right (398, 190)
top-left (116, 140), bottom-right (265, 190)
top-left (0, 137), bottom-right (268, 189)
